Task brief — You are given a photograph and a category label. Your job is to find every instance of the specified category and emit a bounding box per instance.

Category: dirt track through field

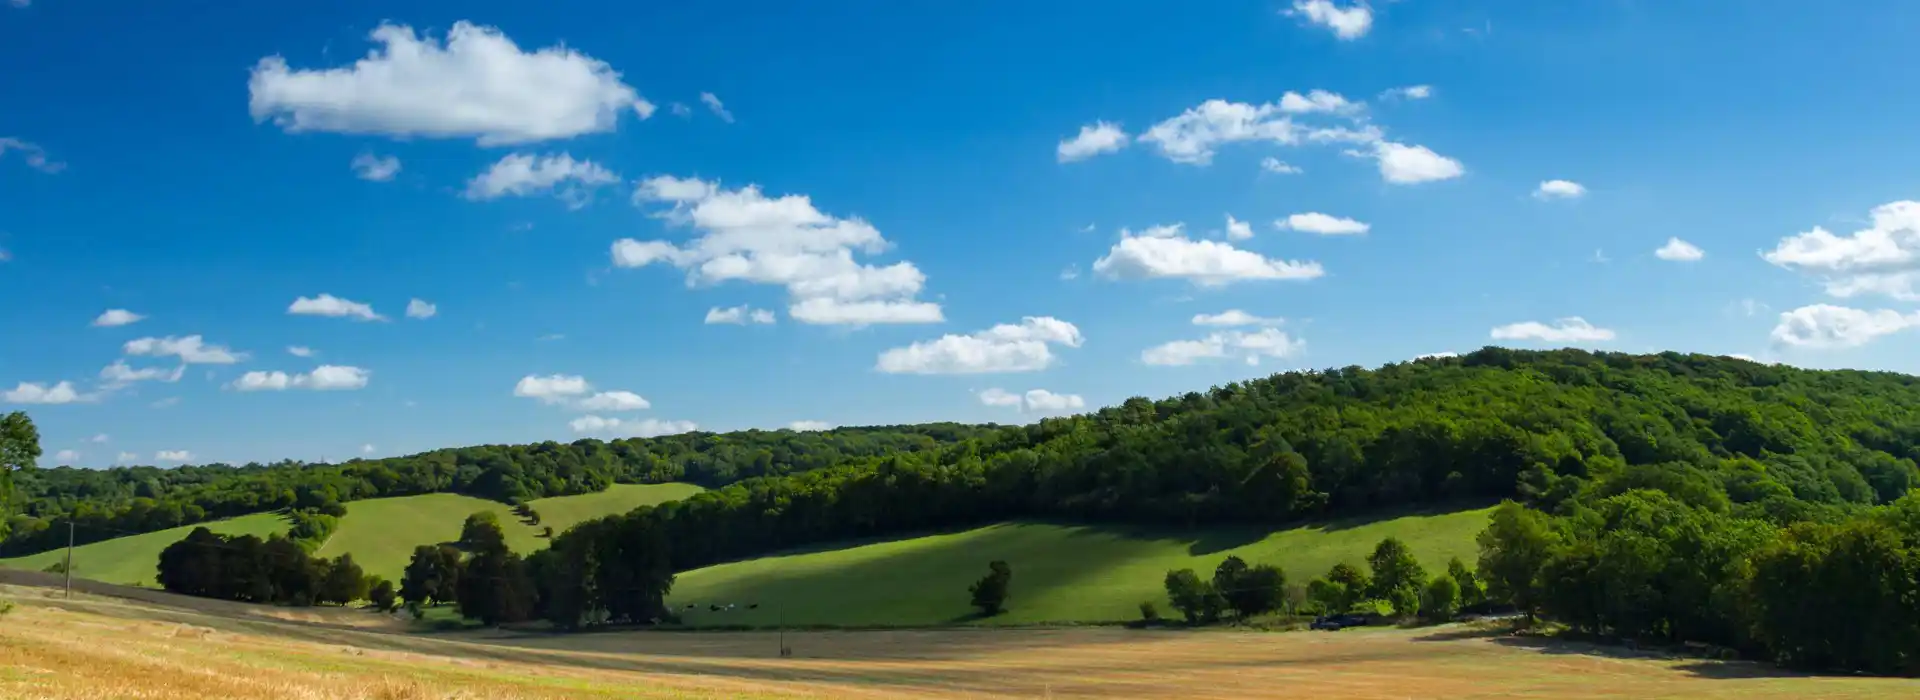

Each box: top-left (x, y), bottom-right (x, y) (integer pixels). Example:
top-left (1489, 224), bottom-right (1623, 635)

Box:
top-left (0, 581), bottom-right (1913, 699)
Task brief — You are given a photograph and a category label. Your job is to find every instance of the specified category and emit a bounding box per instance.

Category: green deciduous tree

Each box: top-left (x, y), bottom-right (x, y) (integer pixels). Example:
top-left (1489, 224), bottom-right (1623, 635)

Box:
top-left (1477, 501), bottom-right (1560, 622)
top-left (1422, 576), bottom-right (1460, 622)
top-left (968, 560), bottom-right (1013, 616)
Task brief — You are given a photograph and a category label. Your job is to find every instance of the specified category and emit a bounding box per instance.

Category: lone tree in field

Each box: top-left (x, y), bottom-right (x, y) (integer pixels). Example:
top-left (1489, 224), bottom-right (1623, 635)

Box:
top-left (1366, 537), bottom-right (1428, 617)
top-left (460, 511), bottom-right (507, 551)
top-left (1213, 555), bottom-right (1286, 618)
top-left (968, 560), bottom-right (1013, 616)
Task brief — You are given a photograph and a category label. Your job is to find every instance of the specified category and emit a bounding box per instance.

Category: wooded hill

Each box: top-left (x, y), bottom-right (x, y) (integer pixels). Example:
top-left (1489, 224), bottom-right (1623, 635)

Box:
top-left (1, 424), bottom-right (990, 556)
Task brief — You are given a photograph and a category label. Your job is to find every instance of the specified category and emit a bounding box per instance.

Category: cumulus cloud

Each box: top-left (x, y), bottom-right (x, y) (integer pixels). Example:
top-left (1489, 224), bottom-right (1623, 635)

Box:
top-left (1763, 201), bottom-right (1920, 301)
top-left (788, 420), bottom-right (832, 431)
top-left (1358, 141), bottom-right (1464, 184)
top-left (513, 374), bottom-right (591, 403)
top-left (248, 21), bottom-right (653, 145)
top-left (99, 360), bottom-right (184, 387)
top-left (116, 452), bottom-right (139, 463)
top-left (156, 450), bottom-right (193, 463)
top-left (0, 137), bottom-right (64, 173)
top-left (406, 298), bottom-right (438, 319)
top-left (1224, 215), bottom-right (1254, 241)
top-left (1770, 304), bottom-right (1920, 349)
top-left (1380, 85), bottom-right (1433, 101)
top-left (616, 176), bottom-right (942, 325)
top-left (362, 444), bottom-right (377, 454)
top-left (54, 450), bottom-right (79, 463)
top-left (232, 365), bottom-right (372, 391)
top-left (877, 317), bottom-right (1083, 374)
top-left (1058, 121), bottom-right (1128, 162)
top-left (1138, 100), bottom-right (1302, 165)
top-left (568, 415), bottom-right (698, 438)
top-left (92, 309), bottom-right (145, 327)
top-left (979, 388), bottom-right (1085, 412)
top-left (288, 294), bottom-right (383, 321)
top-left (1276, 212), bottom-right (1369, 235)
top-left (699, 92), bottom-right (734, 123)
top-left (1654, 237), bottom-right (1705, 262)
top-left (1490, 317), bottom-right (1615, 343)
top-left (1534, 179), bottom-right (1586, 200)
top-left (351, 153), bottom-right (401, 181)
top-left (124, 335), bottom-right (243, 364)
top-left (1192, 310), bottom-right (1282, 327)
top-left (89, 434), bottom-right (109, 443)
top-left (464, 153), bottom-right (617, 207)
top-left (4, 381), bottom-right (88, 405)
top-left (1093, 223), bottom-right (1324, 286)
top-left (287, 346), bottom-right (316, 357)
top-left (1142, 327), bottom-right (1304, 366)
top-left (1260, 157), bottom-right (1302, 175)
top-left (704, 305), bottom-right (777, 325)
top-left (1290, 0), bottom-right (1374, 40)
top-left (1278, 90), bottom-right (1360, 115)
top-left (577, 391), bottom-right (650, 412)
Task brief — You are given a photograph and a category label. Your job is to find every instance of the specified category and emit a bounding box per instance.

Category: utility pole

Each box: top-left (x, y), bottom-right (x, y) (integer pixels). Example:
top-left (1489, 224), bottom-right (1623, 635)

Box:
top-left (63, 519), bottom-right (74, 599)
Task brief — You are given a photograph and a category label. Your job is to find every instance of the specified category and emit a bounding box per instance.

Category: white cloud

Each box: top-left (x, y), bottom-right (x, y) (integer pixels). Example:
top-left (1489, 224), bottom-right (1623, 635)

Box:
top-left (287, 345), bottom-right (316, 357)
top-left (1534, 179), bottom-right (1586, 200)
top-left (1224, 215), bottom-right (1254, 241)
top-left (248, 21), bottom-right (653, 146)
top-left (464, 153), bottom-right (618, 207)
top-left (1143, 327), bottom-right (1305, 366)
top-left (699, 92), bottom-right (735, 123)
top-left (1290, 0), bottom-right (1374, 40)
top-left (978, 388), bottom-right (1023, 407)
top-left (569, 415), bottom-right (698, 438)
top-left (1058, 121), bottom-right (1129, 163)
top-left (1770, 304), bottom-right (1920, 349)
top-left (1276, 212), bottom-right (1369, 236)
top-left (514, 374), bottom-right (592, 403)
top-left (4, 381), bottom-right (87, 405)
top-left (1260, 157), bottom-right (1302, 175)
top-left (361, 444), bottom-right (377, 454)
top-left (1021, 389), bottom-right (1085, 412)
top-left (1654, 237), bottom-right (1705, 262)
top-left (1093, 224), bottom-right (1324, 286)
top-left (288, 293), bottom-right (383, 321)
top-left (1278, 90), bottom-right (1359, 115)
top-left (877, 317), bottom-right (1083, 375)
top-left (232, 365), bottom-right (372, 391)
top-left (1361, 141), bottom-right (1464, 184)
top-left (124, 335), bottom-right (243, 364)
top-left (1138, 100), bottom-right (1301, 165)
top-left (705, 305), bottom-right (777, 325)
top-left (1763, 201), bottom-right (1920, 302)
top-left (577, 391), bottom-right (650, 412)
top-left (88, 434), bottom-right (109, 443)
top-left (99, 360), bottom-right (184, 387)
top-left (91, 309), bottom-right (145, 327)
top-left (155, 450), bottom-right (192, 463)
top-left (1381, 85), bottom-right (1433, 100)
top-left (617, 176), bottom-right (942, 325)
top-left (1192, 310), bottom-right (1282, 327)
top-left (0, 137), bottom-right (64, 173)
top-left (54, 450), bottom-right (79, 463)
top-left (1490, 317), bottom-right (1615, 343)
top-left (406, 298), bottom-right (438, 319)
top-left (788, 420), bottom-right (832, 431)
top-left (351, 153), bottom-right (401, 182)
top-left (670, 102), bottom-right (692, 118)
top-left (117, 452), bottom-right (139, 463)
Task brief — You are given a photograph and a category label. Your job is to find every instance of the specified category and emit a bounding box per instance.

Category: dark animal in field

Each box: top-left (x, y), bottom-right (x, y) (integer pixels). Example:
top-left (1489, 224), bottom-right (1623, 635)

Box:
top-left (709, 604), bottom-right (722, 612)
top-left (747, 604), bottom-right (759, 610)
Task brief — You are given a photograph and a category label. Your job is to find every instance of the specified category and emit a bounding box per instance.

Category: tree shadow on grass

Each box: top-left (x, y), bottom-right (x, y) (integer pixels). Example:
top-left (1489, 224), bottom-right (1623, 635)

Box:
top-left (1480, 634), bottom-right (1831, 680)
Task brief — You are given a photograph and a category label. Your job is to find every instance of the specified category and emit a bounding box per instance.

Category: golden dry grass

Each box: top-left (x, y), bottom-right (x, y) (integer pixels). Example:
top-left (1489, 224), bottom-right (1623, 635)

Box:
top-left (0, 583), bottom-right (1913, 699)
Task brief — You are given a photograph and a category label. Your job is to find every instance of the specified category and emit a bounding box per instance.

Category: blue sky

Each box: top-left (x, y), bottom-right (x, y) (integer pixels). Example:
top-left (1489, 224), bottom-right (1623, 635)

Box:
top-left (6, 1), bottom-right (1920, 468)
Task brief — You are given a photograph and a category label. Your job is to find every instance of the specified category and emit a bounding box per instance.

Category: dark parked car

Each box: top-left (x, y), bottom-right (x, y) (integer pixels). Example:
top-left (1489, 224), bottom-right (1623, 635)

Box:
top-left (1310, 614), bottom-right (1371, 631)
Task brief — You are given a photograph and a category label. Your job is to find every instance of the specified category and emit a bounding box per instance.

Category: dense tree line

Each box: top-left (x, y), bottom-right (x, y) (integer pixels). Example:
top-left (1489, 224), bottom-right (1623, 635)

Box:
top-left (1, 424), bottom-right (988, 556)
top-left (155, 527), bottom-right (385, 607)
top-left (504, 349), bottom-right (1920, 637)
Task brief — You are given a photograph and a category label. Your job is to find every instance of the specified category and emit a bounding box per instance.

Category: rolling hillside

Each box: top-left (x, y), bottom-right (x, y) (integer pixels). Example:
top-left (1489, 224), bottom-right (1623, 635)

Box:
top-left (665, 505), bottom-right (1491, 627)
top-left (0, 483), bottom-right (701, 586)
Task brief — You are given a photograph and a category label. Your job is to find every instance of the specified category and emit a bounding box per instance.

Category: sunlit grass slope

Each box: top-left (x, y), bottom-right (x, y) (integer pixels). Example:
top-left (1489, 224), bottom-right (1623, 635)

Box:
top-left (0, 511), bottom-right (290, 586)
top-left (667, 506), bottom-right (1492, 627)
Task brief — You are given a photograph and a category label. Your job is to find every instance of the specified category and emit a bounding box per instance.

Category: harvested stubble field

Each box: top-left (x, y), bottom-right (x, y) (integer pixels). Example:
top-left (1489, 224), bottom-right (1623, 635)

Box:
top-left (0, 582), bottom-right (1911, 700)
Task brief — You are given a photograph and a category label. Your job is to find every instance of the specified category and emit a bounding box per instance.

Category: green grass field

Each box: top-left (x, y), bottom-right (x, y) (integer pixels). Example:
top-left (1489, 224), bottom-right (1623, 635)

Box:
top-left (667, 505), bottom-right (1492, 627)
top-left (0, 511), bottom-right (290, 586)
top-left (0, 483), bottom-right (702, 586)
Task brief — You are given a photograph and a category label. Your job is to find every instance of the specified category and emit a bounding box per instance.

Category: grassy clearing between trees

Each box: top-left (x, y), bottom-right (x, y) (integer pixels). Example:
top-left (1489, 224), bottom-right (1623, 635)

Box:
top-left (666, 505), bottom-right (1492, 628)
top-left (0, 484), bottom-right (702, 586)
top-left (0, 582), bottom-right (1904, 700)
